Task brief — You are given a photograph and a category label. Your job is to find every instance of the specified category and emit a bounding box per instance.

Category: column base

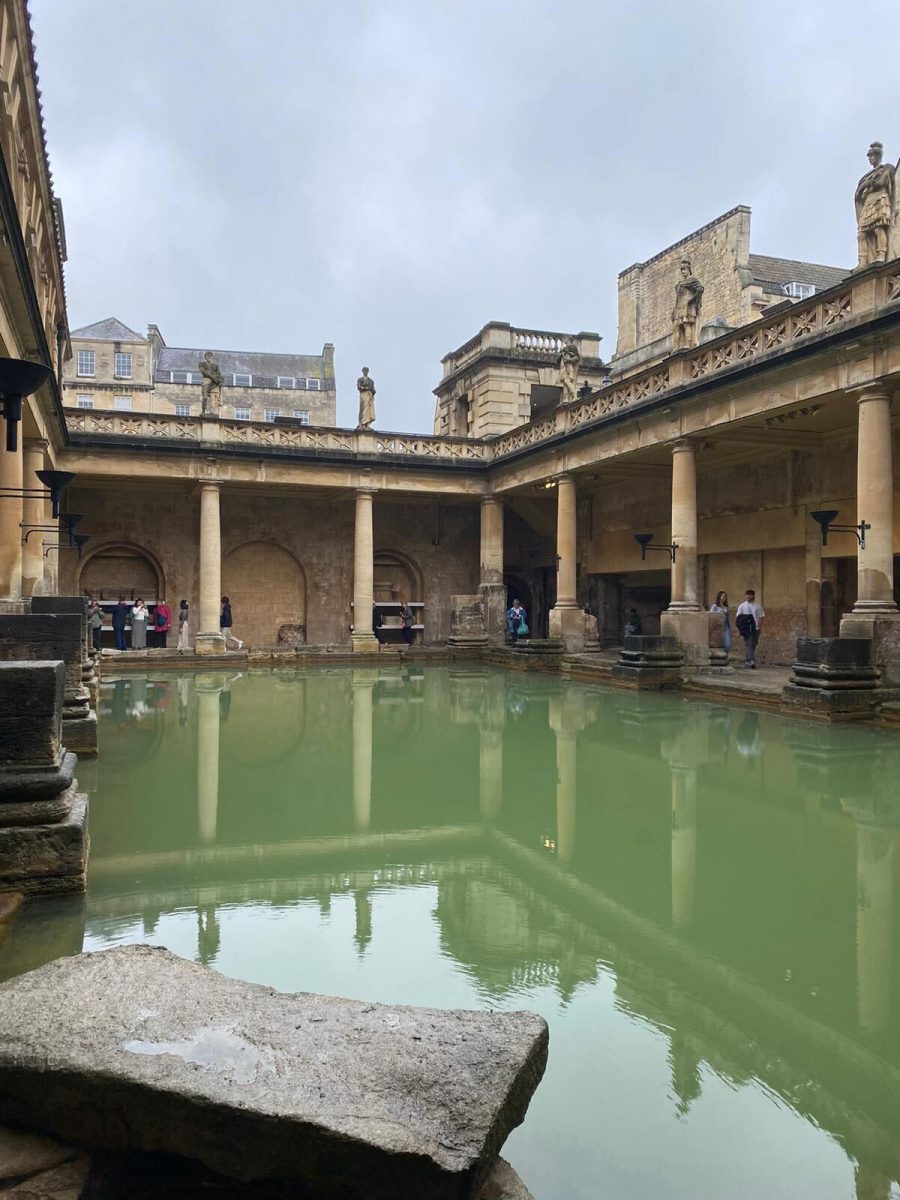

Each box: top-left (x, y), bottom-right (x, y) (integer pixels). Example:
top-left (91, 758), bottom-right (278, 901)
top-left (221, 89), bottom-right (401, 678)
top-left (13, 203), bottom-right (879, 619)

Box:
top-left (660, 609), bottom-right (710, 667)
top-left (195, 632), bottom-right (226, 656)
top-left (839, 612), bottom-right (900, 688)
top-left (479, 583), bottom-right (508, 645)
top-left (548, 605), bottom-right (585, 653)
top-left (0, 787), bottom-right (88, 896)
top-left (351, 633), bottom-right (381, 654)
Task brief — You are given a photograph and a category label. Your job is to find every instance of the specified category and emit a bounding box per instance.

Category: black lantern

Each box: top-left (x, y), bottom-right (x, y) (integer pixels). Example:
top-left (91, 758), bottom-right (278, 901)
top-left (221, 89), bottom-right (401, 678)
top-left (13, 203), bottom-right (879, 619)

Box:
top-left (809, 509), bottom-right (870, 549)
top-left (633, 532), bottom-right (678, 563)
top-left (35, 470), bottom-right (76, 518)
top-left (0, 358), bottom-right (52, 451)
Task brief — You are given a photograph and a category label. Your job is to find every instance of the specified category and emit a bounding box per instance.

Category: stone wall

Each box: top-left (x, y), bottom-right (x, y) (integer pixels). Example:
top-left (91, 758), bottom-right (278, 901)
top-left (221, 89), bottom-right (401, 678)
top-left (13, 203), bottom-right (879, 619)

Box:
top-left (60, 488), bottom-right (480, 647)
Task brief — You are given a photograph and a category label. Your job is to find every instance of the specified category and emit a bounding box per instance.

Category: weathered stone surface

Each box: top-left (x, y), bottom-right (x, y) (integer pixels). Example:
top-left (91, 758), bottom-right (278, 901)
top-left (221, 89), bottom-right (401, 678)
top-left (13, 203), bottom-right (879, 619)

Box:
top-left (477, 1157), bottom-right (534, 1199)
top-left (0, 1152), bottom-right (90, 1198)
top-left (0, 662), bottom-right (64, 769)
top-left (0, 789), bottom-right (88, 896)
top-left (612, 635), bottom-right (684, 689)
top-left (782, 636), bottom-right (882, 719)
top-left (0, 1124), bottom-right (75, 1181)
top-left (0, 946), bottom-right (548, 1200)
top-left (449, 595), bottom-right (487, 646)
top-left (0, 617), bottom-right (84, 701)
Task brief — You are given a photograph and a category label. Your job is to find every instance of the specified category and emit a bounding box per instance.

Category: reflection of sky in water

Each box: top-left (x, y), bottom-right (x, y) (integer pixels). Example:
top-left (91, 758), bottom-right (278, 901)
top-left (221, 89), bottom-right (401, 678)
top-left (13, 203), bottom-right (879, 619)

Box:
top-left (11, 666), bottom-right (900, 1199)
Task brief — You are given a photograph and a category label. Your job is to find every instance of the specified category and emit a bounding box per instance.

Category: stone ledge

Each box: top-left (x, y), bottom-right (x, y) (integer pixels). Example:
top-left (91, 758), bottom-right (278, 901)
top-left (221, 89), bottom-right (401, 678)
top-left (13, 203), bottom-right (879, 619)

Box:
top-left (0, 946), bottom-right (547, 1200)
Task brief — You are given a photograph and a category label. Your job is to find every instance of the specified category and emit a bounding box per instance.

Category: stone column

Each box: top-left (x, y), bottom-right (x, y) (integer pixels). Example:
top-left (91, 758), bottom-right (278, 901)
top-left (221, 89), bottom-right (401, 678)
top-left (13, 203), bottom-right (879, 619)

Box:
top-left (21, 440), bottom-right (48, 598)
top-left (0, 436), bottom-right (23, 601)
top-left (852, 387), bottom-right (897, 615)
top-left (352, 488), bottom-right (379, 653)
top-left (196, 482), bottom-right (225, 655)
top-left (661, 440), bottom-right (709, 664)
top-left (42, 485), bottom-right (57, 595)
top-left (479, 496), bottom-right (507, 644)
top-left (352, 671), bottom-right (375, 829)
top-left (548, 475), bottom-right (584, 651)
top-left (196, 679), bottom-right (220, 843)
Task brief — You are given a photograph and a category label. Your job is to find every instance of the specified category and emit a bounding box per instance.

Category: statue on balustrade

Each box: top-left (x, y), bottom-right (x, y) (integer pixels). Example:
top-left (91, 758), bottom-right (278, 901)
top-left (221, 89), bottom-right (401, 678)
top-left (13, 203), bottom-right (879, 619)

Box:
top-left (198, 351), bottom-right (223, 416)
top-left (357, 366), bottom-right (376, 429)
top-left (855, 141), bottom-right (898, 268)
top-left (557, 338), bottom-right (580, 404)
top-left (672, 259), bottom-right (704, 351)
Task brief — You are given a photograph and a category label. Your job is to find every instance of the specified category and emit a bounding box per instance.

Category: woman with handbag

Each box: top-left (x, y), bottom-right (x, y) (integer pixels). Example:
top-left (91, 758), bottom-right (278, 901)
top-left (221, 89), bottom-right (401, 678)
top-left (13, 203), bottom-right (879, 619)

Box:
top-left (506, 599), bottom-right (528, 644)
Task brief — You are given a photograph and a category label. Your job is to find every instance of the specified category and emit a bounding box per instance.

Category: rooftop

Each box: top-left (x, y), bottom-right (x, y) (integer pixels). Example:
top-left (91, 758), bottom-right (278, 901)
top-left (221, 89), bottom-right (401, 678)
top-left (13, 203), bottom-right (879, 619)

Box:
top-left (70, 317), bottom-right (146, 343)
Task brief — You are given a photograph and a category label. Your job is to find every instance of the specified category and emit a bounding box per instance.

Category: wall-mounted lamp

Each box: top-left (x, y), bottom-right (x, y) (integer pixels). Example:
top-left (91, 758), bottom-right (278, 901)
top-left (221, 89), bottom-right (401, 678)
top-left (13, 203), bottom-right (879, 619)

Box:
top-left (0, 469), bottom-right (76, 519)
top-left (0, 357), bottom-right (52, 451)
top-left (22, 512), bottom-right (84, 545)
top-left (44, 533), bottom-right (89, 560)
top-left (809, 509), bottom-right (870, 549)
top-left (543, 479), bottom-right (557, 490)
top-left (634, 532), bottom-right (679, 563)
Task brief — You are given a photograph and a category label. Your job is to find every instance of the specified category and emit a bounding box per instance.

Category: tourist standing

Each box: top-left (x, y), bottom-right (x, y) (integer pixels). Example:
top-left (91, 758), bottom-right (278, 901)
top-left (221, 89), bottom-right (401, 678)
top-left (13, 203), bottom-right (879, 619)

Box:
top-left (131, 598), bottom-right (148, 649)
top-left (177, 599), bottom-right (190, 654)
top-left (400, 599), bottom-right (414, 646)
top-left (112, 595), bottom-right (129, 651)
top-left (154, 598), bottom-right (172, 649)
top-left (220, 596), bottom-right (243, 650)
top-left (735, 589), bottom-right (765, 668)
top-left (710, 590), bottom-right (731, 659)
top-left (88, 601), bottom-right (104, 651)
top-left (506, 599), bottom-right (527, 644)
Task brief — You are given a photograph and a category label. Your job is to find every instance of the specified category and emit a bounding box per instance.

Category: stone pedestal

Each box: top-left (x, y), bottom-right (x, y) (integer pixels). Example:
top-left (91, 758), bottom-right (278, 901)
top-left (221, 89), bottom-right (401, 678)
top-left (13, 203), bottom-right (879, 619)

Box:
top-left (0, 613), bottom-right (97, 755)
top-left (660, 609), bottom-right (711, 668)
top-left (448, 594), bottom-right (487, 646)
top-left (31, 597), bottom-right (100, 714)
top-left (479, 582), bottom-right (507, 646)
top-left (838, 614), bottom-right (900, 688)
top-left (548, 604), bottom-right (586, 653)
top-left (0, 660), bottom-right (88, 895)
top-left (782, 637), bottom-right (881, 720)
top-left (612, 635), bottom-right (684, 689)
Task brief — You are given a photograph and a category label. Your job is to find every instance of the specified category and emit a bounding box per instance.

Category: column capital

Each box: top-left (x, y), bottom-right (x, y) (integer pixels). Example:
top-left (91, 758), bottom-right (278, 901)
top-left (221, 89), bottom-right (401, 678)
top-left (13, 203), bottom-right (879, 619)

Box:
top-left (22, 437), bottom-right (49, 453)
top-left (670, 437), bottom-right (697, 454)
top-left (850, 383), bottom-right (893, 406)
top-left (193, 479), bottom-right (223, 498)
top-left (355, 485), bottom-right (377, 497)
top-left (480, 493), bottom-right (503, 506)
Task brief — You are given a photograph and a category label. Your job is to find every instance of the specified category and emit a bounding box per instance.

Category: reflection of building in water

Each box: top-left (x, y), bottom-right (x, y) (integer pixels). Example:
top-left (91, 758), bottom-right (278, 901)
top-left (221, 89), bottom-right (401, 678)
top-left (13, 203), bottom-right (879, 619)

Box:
top-left (668, 1031), bottom-right (703, 1118)
top-left (549, 693), bottom-right (586, 868)
top-left (352, 671), bottom-right (376, 830)
top-left (197, 905), bottom-right (221, 966)
top-left (195, 677), bottom-right (221, 844)
top-left (661, 708), bottom-right (712, 931)
top-left (354, 889), bottom-right (373, 954)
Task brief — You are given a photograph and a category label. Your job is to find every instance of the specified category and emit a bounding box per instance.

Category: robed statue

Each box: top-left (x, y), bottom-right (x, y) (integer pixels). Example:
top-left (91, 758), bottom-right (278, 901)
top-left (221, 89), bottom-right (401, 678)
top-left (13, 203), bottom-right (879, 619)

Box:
top-left (357, 366), bottom-right (376, 429)
top-left (557, 338), bottom-right (581, 404)
top-left (855, 141), bottom-right (898, 268)
top-left (198, 351), bottom-right (223, 416)
top-left (672, 259), bottom-right (704, 351)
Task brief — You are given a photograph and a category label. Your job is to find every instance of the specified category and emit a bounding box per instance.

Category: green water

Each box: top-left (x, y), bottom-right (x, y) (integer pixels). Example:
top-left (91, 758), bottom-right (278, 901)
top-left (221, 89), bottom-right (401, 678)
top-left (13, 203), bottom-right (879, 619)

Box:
top-left (4, 665), bottom-right (900, 1199)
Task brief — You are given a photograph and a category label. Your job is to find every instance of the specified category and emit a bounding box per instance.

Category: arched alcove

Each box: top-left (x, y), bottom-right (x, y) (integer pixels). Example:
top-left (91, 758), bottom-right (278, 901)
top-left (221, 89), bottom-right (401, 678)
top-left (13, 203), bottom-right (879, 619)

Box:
top-left (78, 542), bottom-right (164, 601)
top-left (373, 549), bottom-right (423, 604)
top-left (222, 541), bottom-right (307, 648)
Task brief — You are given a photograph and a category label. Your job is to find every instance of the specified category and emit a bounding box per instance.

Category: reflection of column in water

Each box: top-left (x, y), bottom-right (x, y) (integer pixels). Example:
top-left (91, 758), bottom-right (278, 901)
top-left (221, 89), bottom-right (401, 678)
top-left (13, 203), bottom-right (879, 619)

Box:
top-left (671, 767), bottom-right (698, 930)
top-left (354, 889), bottom-right (373, 954)
top-left (555, 730), bottom-right (576, 867)
top-left (196, 685), bottom-right (220, 844)
top-left (479, 727), bottom-right (503, 822)
top-left (352, 676), bottom-right (375, 830)
top-left (857, 824), bottom-right (893, 1036)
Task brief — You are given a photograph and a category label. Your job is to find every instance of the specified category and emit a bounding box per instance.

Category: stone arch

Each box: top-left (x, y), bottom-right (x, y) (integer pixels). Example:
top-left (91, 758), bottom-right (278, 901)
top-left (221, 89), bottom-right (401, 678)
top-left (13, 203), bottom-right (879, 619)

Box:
top-left (222, 541), bottom-right (307, 648)
top-left (372, 549), bottom-right (423, 605)
top-left (78, 541), bottom-right (165, 601)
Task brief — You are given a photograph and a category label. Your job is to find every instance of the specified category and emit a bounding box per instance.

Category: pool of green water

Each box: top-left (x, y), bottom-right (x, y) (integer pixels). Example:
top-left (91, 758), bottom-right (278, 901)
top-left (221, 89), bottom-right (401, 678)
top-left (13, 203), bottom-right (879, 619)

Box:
top-left (4, 664), bottom-right (900, 1199)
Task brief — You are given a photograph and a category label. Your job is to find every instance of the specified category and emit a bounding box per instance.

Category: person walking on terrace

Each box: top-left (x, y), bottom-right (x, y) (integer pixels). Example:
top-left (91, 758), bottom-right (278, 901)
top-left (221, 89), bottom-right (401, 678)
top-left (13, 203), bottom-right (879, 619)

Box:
top-left (88, 601), bottom-right (104, 651)
top-left (112, 594), bottom-right (129, 651)
top-left (154, 598), bottom-right (172, 649)
top-left (735, 589), bottom-right (765, 668)
top-left (507, 599), bottom-right (528, 644)
top-left (710, 591), bottom-right (732, 660)
top-left (220, 596), bottom-right (243, 650)
top-left (400, 598), bottom-right (414, 647)
top-left (130, 598), bottom-right (148, 650)
top-left (177, 599), bottom-right (190, 654)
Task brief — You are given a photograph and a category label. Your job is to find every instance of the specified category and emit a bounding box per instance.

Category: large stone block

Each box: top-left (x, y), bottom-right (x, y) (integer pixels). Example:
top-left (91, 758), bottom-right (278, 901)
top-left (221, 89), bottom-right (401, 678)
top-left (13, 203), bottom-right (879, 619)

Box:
top-left (0, 788), bottom-right (88, 896)
top-left (0, 614), bottom-right (85, 701)
top-left (782, 637), bottom-right (881, 720)
top-left (612, 635), bottom-right (683, 689)
top-left (449, 594), bottom-right (487, 646)
top-left (660, 609), bottom-right (711, 667)
top-left (548, 606), bottom-right (585, 653)
top-left (0, 945), bottom-right (548, 1200)
top-left (29, 596), bottom-right (88, 617)
top-left (839, 614), bottom-right (900, 688)
top-left (0, 660), bottom-right (64, 768)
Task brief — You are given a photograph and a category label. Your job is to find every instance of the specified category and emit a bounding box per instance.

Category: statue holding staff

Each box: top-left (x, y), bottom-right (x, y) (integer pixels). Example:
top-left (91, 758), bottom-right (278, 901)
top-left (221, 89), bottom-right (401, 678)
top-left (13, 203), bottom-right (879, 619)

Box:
top-left (357, 366), bottom-right (376, 429)
top-left (672, 259), bottom-right (704, 351)
top-left (198, 351), bottom-right (223, 416)
top-left (557, 337), bottom-right (581, 404)
top-left (855, 141), bottom-right (898, 268)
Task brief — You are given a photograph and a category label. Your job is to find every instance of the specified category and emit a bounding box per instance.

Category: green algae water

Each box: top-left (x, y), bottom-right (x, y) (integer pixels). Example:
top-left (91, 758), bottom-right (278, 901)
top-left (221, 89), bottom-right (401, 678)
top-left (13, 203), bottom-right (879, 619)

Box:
top-left (4, 665), bottom-right (900, 1200)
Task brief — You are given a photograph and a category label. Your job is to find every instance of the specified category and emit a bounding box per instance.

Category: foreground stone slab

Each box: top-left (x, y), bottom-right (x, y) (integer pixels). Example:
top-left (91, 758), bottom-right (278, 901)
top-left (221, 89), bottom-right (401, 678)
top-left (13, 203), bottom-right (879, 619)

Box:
top-left (0, 946), bottom-right (548, 1200)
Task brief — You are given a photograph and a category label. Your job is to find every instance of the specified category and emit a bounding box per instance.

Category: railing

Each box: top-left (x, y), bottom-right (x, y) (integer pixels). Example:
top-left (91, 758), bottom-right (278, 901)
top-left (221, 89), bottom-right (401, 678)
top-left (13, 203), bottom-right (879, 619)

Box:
top-left (512, 328), bottom-right (566, 355)
top-left (65, 411), bottom-right (201, 440)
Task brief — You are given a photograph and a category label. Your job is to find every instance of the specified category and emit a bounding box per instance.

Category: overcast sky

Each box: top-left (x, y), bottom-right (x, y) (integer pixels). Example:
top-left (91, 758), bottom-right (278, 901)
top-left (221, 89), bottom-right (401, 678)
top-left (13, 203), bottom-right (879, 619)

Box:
top-left (29, 0), bottom-right (900, 432)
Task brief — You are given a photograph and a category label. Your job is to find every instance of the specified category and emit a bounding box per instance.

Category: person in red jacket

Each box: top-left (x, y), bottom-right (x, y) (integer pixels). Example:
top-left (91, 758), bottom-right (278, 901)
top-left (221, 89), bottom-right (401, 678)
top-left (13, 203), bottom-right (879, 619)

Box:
top-left (153, 598), bottom-right (172, 649)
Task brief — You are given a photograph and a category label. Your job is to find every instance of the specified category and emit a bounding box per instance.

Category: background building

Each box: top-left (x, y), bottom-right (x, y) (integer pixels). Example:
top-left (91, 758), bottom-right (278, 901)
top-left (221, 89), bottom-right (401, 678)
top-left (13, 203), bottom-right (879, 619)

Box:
top-left (63, 318), bottom-right (336, 426)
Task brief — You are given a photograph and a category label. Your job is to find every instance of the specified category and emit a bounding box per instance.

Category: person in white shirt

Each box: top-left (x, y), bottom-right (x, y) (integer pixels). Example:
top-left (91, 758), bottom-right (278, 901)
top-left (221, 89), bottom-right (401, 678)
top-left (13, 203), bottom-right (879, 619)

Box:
top-left (735, 589), bottom-right (765, 668)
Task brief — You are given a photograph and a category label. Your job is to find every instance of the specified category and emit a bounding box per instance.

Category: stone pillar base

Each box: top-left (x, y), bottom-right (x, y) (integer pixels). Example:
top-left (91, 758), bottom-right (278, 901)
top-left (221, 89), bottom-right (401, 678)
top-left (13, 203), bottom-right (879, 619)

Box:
top-left (479, 583), bottom-right (507, 645)
top-left (63, 713), bottom-right (98, 756)
top-left (351, 633), bottom-right (381, 654)
top-left (195, 632), bottom-right (226, 656)
top-left (548, 605), bottom-right (585, 653)
top-left (781, 637), bottom-right (881, 721)
top-left (612, 634), bottom-right (684, 689)
top-left (449, 595), bottom-right (488, 646)
top-left (0, 788), bottom-right (89, 896)
top-left (660, 609), bottom-right (711, 667)
top-left (839, 612), bottom-right (900, 687)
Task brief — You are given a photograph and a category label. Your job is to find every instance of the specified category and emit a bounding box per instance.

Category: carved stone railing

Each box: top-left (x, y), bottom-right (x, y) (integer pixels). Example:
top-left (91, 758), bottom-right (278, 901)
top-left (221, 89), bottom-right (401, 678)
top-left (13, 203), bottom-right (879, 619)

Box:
top-left (66, 410), bottom-right (491, 462)
top-left (511, 328), bottom-right (566, 356)
top-left (440, 322), bottom-right (603, 380)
